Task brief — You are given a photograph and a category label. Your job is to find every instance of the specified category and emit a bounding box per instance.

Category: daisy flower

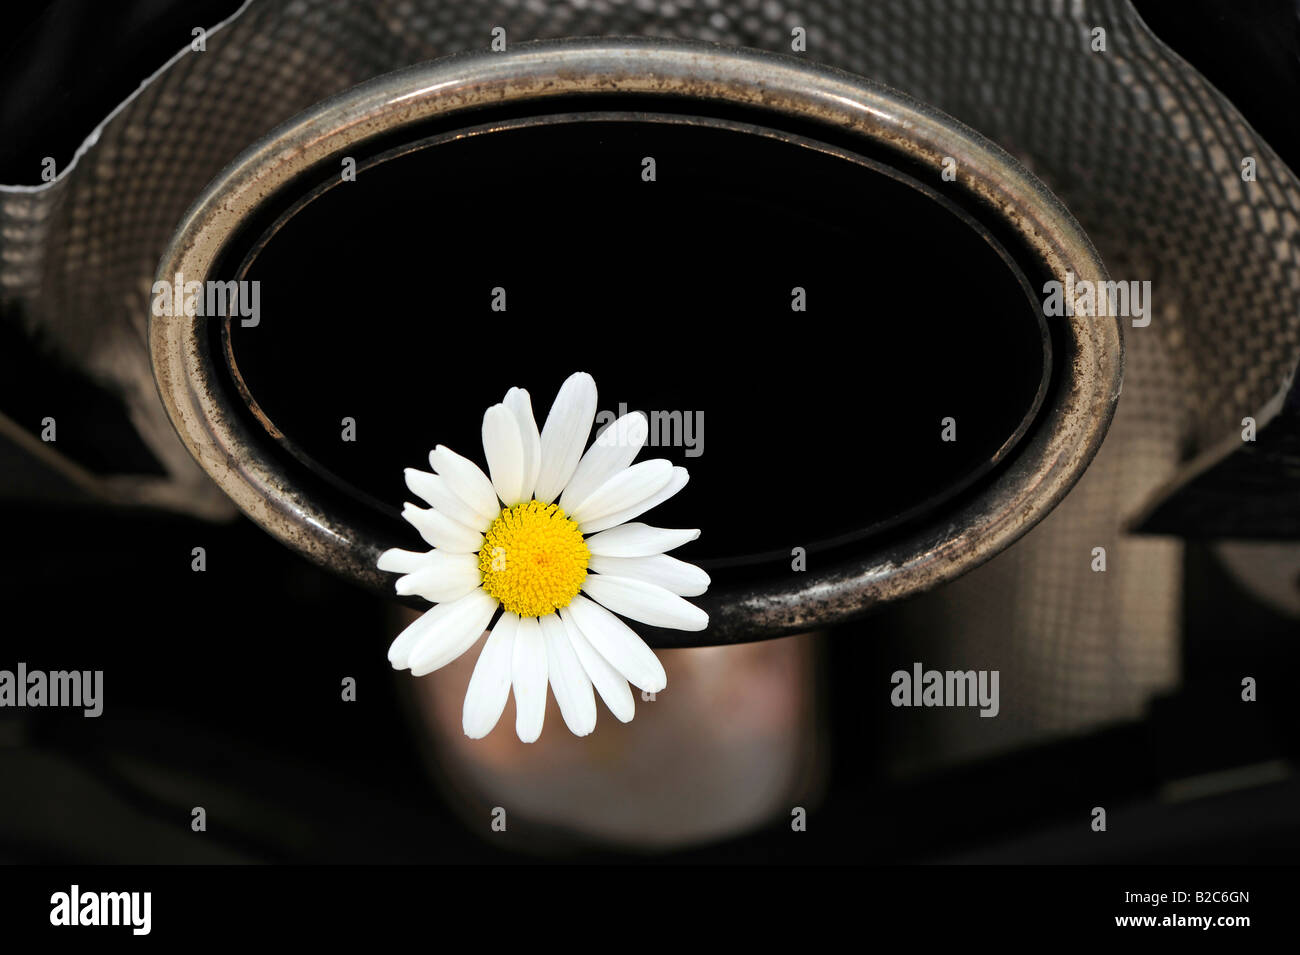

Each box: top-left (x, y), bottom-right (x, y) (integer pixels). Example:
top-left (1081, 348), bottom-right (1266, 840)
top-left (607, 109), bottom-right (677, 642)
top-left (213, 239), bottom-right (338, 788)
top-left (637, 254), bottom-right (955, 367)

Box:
top-left (378, 372), bottom-right (709, 742)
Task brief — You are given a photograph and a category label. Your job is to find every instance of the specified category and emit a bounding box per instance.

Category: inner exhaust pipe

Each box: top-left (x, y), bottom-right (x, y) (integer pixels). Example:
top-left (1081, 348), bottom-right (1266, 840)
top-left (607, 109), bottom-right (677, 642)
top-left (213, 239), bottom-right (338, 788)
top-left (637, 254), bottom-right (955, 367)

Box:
top-left (149, 38), bottom-right (1121, 645)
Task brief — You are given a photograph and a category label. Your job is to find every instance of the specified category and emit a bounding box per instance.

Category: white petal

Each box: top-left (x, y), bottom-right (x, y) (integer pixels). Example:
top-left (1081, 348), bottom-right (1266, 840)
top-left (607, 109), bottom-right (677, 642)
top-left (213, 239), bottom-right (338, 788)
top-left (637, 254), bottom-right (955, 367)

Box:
top-left (559, 412), bottom-right (648, 513)
top-left (377, 547), bottom-right (430, 574)
top-left (401, 503), bottom-right (484, 552)
top-left (589, 554), bottom-right (711, 597)
top-left (387, 604), bottom-right (438, 670)
top-left (462, 612), bottom-right (519, 739)
top-left (511, 617), bottom-right (548, 743)
top-left (406, 588), bottom-right (498, 676)
top-left (568, 459), bottom-right (672, 525)
top-left (584, 523), bottom-right (700, 557)
top-left (535, 372), bottom-right (597, 504)
top-left (394, 551), bottom-right (481, 603)
top-left (581, 574), bottom-right (709, 632)
top-left (405, 468), bottom-right (494, 531)
top-left (504, 387), bottom-right (542, 502)
top-left (540, 613), bottom-right (596, 736)
top-left (578, 467), bottom-right (689, 534)
top-left (429, 445), bottom-right (500, 519)
top-left (482, 404), bottom-right (525, 506)
top-left (388, 588), bottom-right (495, 671)
top-left (565, 594), bottom-right (666, 693)
top-left (559, 608), bottom-right (636, 723)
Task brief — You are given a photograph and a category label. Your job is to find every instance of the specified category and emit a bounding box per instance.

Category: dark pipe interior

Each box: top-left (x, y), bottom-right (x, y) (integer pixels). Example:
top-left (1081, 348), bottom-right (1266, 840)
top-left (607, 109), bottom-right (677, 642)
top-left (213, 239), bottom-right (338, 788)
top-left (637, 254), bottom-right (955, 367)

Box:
top-left (224, 115), bottom-right (1050, 575)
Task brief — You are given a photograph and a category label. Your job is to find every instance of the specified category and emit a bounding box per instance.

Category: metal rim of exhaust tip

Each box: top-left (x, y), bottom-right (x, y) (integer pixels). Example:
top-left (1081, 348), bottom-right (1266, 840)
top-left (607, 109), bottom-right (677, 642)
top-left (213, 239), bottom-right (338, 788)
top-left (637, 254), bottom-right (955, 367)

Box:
top-left (149, 37), bottom-right (1123, 645)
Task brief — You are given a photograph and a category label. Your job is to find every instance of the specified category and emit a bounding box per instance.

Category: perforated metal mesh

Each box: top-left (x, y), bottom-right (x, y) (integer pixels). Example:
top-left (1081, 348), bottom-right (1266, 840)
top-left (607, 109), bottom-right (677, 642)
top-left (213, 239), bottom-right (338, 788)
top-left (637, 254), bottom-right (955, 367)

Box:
top-left (2, 0), bottom-right (1298, 764)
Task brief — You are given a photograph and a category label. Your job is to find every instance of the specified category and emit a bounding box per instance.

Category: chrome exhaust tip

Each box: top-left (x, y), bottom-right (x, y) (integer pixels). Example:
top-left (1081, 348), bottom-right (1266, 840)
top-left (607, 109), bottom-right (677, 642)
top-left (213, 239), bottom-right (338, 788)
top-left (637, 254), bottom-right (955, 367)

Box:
top-left (150, 38), bottom-right (1122, 645)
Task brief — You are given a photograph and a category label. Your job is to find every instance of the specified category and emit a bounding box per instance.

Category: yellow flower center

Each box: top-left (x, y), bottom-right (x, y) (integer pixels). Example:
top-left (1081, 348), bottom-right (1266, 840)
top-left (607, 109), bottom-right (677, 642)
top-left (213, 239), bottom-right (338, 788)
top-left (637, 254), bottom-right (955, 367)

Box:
top-left (477, 500), bottom-right (590, 618)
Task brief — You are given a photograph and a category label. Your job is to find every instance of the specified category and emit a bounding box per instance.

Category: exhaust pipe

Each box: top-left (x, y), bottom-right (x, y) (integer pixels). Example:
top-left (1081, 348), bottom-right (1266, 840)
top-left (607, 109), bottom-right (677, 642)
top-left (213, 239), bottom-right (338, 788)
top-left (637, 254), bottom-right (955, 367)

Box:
top-left (150, 38), bottom-right (1121, 644)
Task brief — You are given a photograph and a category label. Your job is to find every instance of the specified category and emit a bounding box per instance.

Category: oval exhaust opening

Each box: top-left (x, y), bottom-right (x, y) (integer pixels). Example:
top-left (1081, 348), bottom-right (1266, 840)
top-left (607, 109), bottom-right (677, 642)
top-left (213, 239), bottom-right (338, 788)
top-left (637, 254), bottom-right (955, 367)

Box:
top-left (151, 40), bottom-right (1122, 643)
top-left (222, 113), bottom-right (1051, 575)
